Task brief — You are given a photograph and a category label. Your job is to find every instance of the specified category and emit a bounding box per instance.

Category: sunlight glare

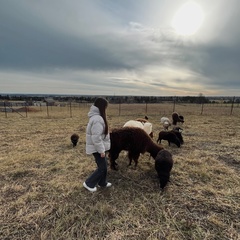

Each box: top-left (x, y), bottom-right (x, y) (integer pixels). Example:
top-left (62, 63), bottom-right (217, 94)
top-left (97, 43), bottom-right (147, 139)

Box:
top-left (171, 2), bottom-right (204, 36)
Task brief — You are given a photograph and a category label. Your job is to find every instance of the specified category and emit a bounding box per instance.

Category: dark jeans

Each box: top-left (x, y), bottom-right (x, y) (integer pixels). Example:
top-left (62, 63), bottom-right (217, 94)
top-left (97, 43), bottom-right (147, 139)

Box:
top-left (85, 152), bottom-right (108, 188)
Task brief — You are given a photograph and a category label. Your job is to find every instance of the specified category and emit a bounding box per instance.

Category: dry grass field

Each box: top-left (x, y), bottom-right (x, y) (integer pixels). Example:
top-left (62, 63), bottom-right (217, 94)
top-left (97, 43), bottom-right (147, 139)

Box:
top-left (0, 103), bottom-right (240, 240)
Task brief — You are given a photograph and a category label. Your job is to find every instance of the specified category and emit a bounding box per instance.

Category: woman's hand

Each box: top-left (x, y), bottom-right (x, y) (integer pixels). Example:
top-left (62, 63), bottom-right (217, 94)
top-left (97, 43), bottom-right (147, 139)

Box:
top-left (100, 152), bottom-right (105, 158)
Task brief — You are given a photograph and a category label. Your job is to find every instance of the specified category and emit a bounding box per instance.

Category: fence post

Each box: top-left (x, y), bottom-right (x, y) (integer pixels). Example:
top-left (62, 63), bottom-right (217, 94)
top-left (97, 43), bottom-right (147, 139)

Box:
top-left (46, 102), bottom-right (49, 117)
top-left (70, 101), bottom-right (72, 118)
top-left (145, 102), bottom-right (148, 115)
top-left (173, 97), bottom-right (176, 112)
top-left (230, 96), bottom-right (235, 115)
top-left (118, 103), bottom-right (121, 116)
top-left (25, 102), bottom-right (28, 117)
top-left (4, 101), bottom-right (7, 118)
top-left (200, 103), bottom-right (204, 115)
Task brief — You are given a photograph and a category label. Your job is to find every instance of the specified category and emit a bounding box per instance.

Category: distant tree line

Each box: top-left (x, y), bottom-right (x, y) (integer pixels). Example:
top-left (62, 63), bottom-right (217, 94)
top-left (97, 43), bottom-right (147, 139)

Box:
top-left (0, 94), bottom-right (238, 104)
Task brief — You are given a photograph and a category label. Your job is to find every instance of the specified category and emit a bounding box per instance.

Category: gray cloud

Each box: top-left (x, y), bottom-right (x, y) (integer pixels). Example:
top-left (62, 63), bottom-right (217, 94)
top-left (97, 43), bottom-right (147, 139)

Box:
top-left (0, 0), bottom-right (240, 96)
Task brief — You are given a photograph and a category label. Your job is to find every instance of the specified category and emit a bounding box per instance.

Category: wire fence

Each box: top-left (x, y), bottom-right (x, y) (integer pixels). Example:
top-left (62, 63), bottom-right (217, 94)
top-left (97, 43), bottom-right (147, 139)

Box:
top-left (1, 101), bottom-right (240, 119)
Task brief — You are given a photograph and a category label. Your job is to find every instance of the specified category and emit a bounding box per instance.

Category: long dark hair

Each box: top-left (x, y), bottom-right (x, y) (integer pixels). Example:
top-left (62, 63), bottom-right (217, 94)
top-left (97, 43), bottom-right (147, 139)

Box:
top-left (94, 97), bottom-right (109, 135)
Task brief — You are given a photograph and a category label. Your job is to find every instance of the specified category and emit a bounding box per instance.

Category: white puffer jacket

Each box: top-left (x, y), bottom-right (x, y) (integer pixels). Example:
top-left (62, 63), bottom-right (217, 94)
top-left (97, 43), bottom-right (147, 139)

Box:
top-left (86, 105), bottom-right (110, 155)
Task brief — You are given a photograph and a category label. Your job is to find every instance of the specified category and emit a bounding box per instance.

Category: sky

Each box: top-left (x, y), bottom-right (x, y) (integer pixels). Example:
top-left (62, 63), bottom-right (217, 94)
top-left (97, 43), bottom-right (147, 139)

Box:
top-left (0, 0), bottom-right (240, 96)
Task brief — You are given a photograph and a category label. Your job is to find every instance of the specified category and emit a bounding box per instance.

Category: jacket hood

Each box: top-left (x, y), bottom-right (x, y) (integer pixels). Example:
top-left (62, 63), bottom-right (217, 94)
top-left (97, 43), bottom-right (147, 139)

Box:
top-left (88, 105), bottom-right (100, 118)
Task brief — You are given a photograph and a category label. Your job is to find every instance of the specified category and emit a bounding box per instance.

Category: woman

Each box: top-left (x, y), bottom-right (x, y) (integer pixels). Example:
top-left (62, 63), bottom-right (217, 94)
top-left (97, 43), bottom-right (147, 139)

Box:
top-left (83, 97), bottom-right (111, 192)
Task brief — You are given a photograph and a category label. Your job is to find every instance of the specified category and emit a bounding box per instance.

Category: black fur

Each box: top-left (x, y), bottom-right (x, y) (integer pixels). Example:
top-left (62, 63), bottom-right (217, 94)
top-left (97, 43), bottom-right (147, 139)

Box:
top-left (155, 149), bottom-right (173, 189)
top-left (157, 131), bottom-right (181, 148)
top-left (70, 133), bottom-right (79, 147)
top-left (170, 130), bottom-right (184, 144)
top-left (109, 127), bottom-right (174, 190)
top-left (172, 126), bottom-right (183, 132)
top-left (109, 127), bottom-right (164, 170)
top-left (172, 112), bottom-right (184, 125)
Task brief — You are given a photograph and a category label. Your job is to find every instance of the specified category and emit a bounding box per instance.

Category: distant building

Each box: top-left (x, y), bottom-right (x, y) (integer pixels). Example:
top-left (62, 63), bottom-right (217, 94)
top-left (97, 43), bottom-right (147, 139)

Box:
top-left (0, 101), bottom-right (26, 107)
top-left (33, 101), bottom-right (47, 106)
top-left (1, 107), bottom-right (13, 112)
top-left (44, 98), bottom-right (56, 106)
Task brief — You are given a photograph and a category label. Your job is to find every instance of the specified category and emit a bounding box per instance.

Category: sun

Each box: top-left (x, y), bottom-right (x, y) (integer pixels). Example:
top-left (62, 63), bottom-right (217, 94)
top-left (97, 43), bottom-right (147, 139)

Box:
top-left (171, 1), bottom-right (204, 36)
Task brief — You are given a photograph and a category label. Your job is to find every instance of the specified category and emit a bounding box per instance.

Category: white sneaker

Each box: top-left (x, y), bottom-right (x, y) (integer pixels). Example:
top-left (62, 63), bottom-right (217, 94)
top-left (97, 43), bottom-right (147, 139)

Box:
top-left (98, 182), bottom-right (112, 188)
top-left (83, 182), bottom-right (97, 192)
top-left (106, 182), bottom-right (112, 187)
